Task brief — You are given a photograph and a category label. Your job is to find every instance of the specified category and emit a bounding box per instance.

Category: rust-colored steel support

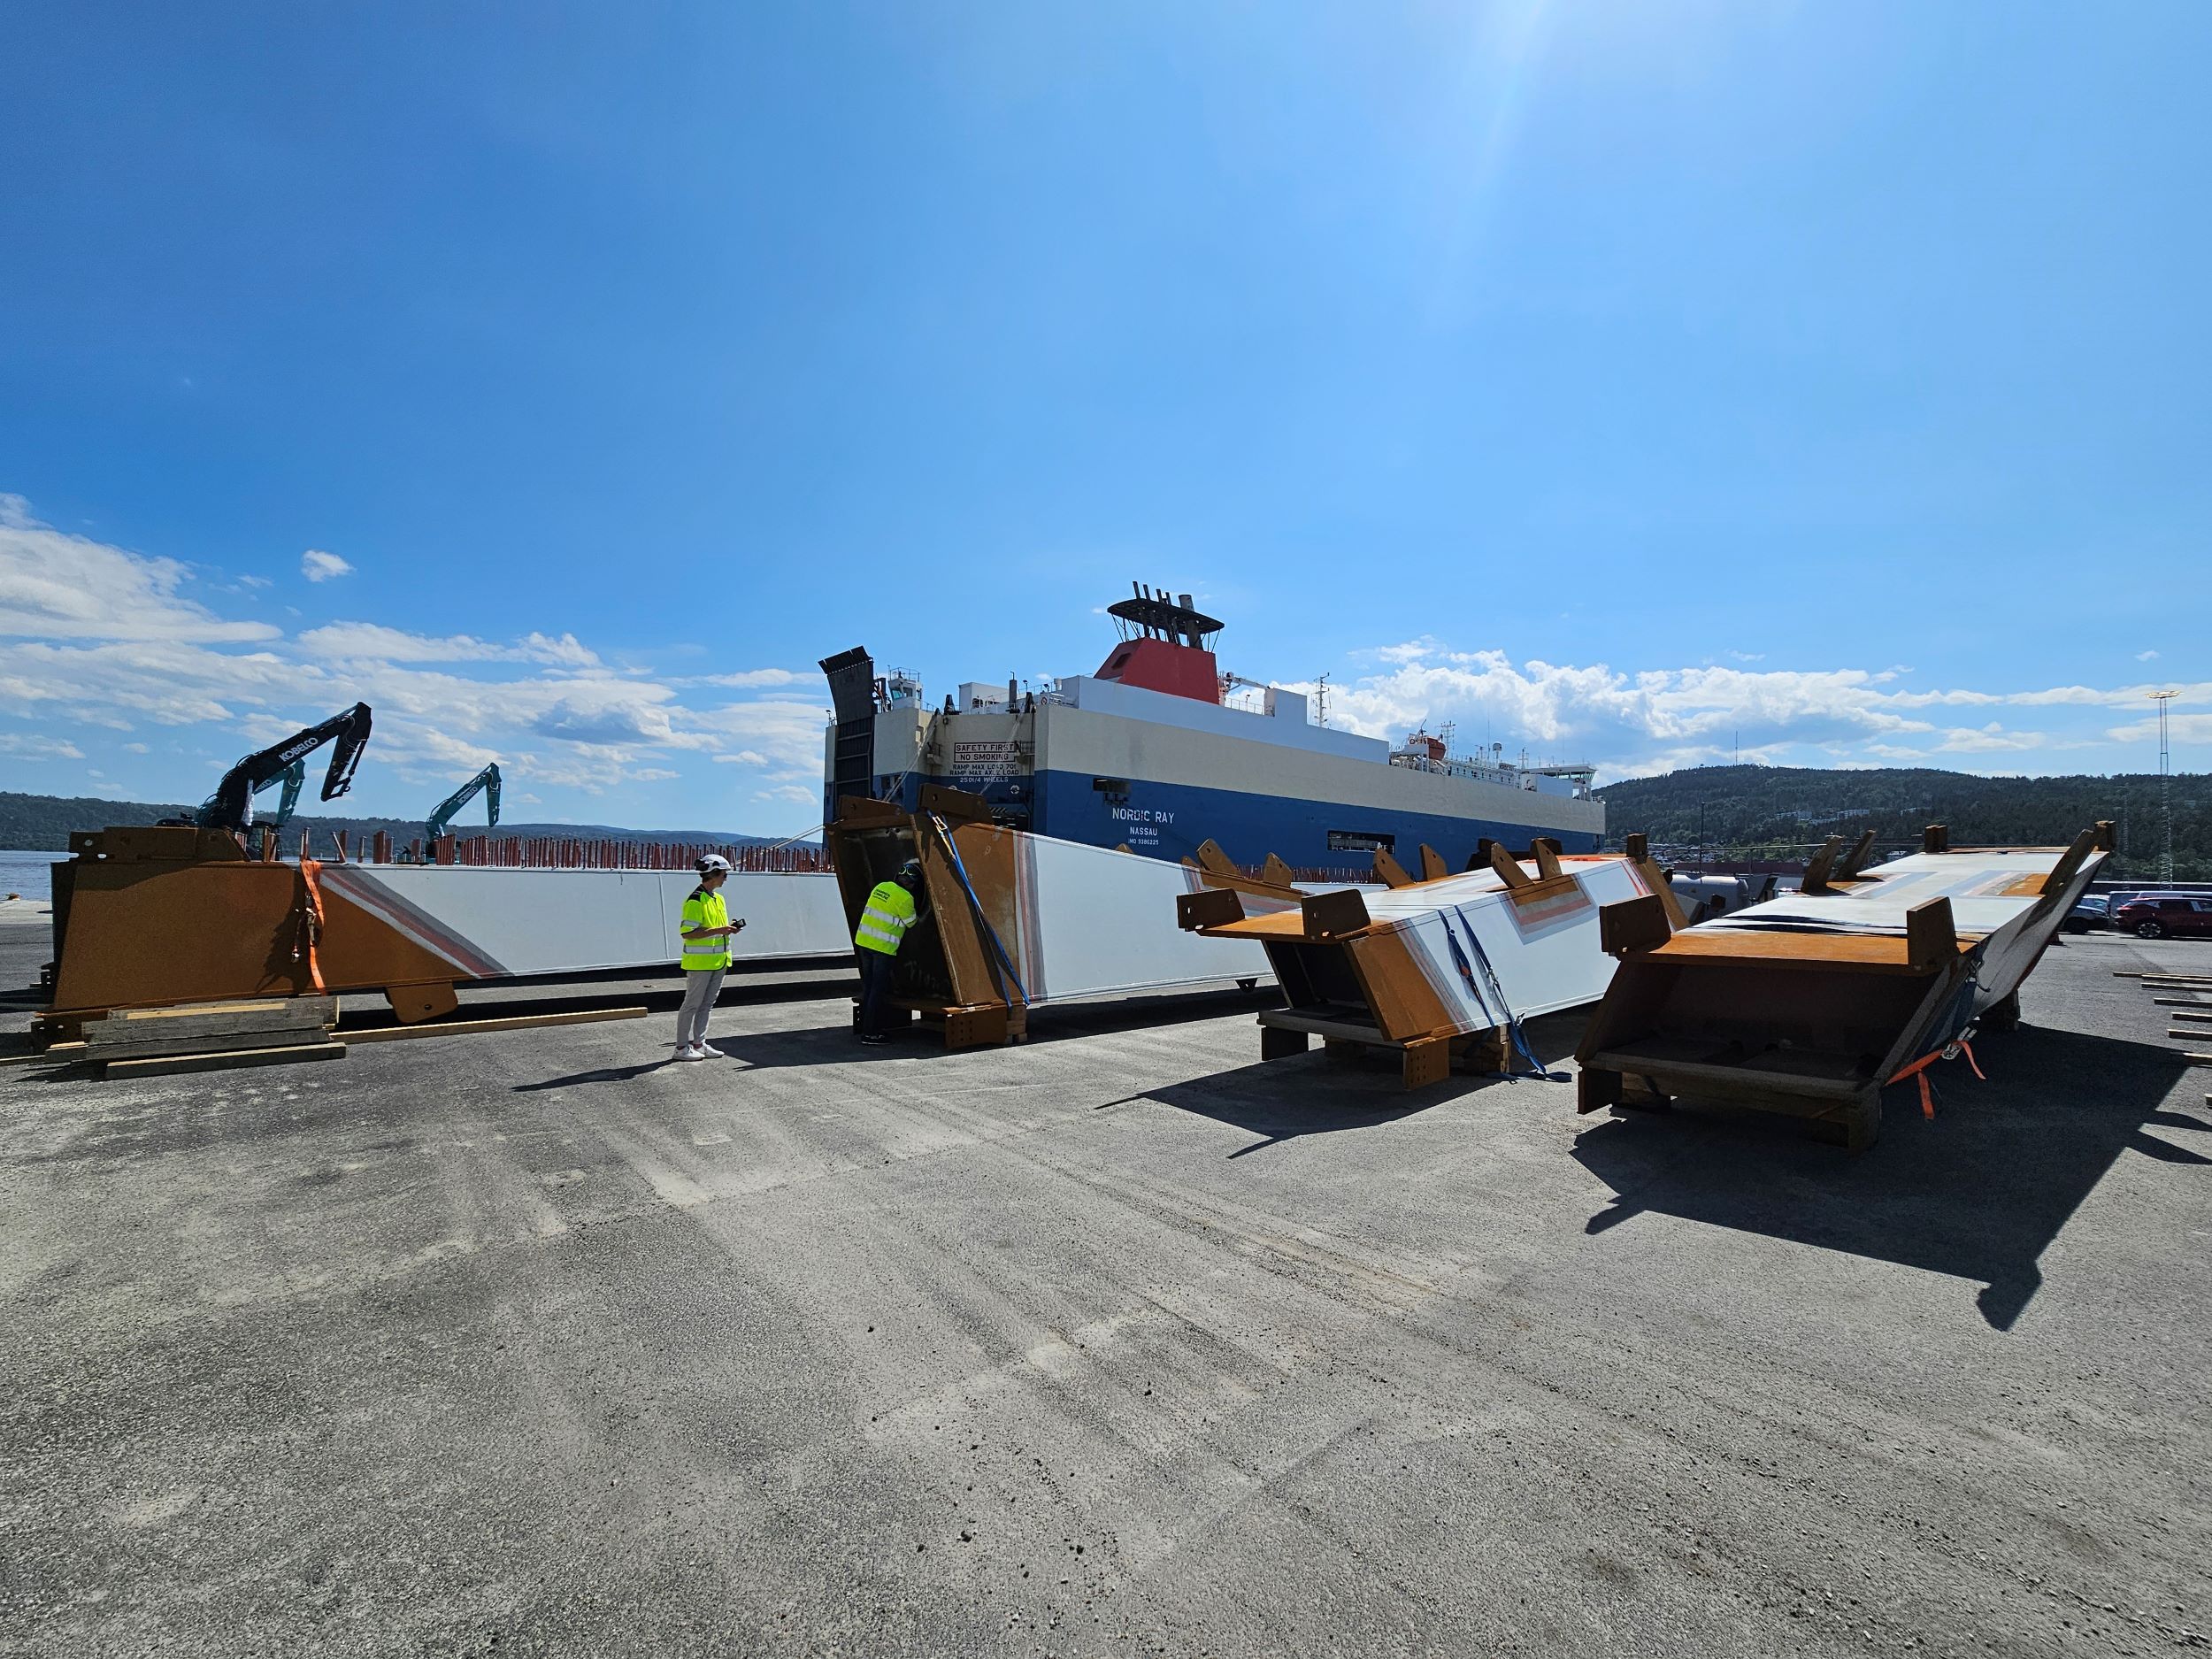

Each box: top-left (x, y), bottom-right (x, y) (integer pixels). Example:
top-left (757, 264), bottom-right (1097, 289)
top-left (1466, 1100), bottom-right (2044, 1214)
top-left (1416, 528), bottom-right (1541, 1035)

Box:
top-left (46, 827), bottom-right (476, 1025)
top-left (1182, 847), bottom-right (1661, 1092)
top-left (1574, 825), bottom-right (2113, 1149)
top-left (825, 789), bottom-right (1032, 1049)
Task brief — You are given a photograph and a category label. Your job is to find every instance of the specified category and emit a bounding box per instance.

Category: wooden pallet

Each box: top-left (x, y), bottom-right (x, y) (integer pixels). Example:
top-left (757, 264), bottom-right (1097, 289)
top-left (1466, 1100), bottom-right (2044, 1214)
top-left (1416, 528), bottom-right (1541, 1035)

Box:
top-left (82, 996), bottom-right (339, 1076)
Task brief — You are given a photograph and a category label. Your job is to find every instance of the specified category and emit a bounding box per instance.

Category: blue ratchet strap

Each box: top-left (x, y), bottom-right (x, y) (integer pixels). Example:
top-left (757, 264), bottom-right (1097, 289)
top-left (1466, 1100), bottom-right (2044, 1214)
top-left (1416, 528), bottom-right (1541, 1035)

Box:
top-left (1448, 904), bottom-right (1567, 1080)
top-left (1886, 957), bottom-right (1986, 1118)
top-left (927, 814), bottom-right (1030, 1007)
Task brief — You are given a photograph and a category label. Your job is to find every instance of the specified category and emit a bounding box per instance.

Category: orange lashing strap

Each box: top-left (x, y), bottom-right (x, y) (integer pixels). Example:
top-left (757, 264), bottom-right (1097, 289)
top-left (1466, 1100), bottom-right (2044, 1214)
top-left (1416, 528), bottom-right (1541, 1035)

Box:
top-left (1887, 1038), bottom-right (1983, 1119)
top-left (296, 858), bottom-right (327, 993)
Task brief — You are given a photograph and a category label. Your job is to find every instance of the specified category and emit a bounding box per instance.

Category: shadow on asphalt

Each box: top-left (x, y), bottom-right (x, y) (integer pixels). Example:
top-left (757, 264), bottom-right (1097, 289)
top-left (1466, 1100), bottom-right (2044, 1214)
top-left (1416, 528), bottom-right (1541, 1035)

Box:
top-left (512, 986), bottom-right (1279, 1092)
top-left (1104, 1007), bottom-right (1590, 1160)
top-left (1571, 1024), bottom-right (2207, 1332)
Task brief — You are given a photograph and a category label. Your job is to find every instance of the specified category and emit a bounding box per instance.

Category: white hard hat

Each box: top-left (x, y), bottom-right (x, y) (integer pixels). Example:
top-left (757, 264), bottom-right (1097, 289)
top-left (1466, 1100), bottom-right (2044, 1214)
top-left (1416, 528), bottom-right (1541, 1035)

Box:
top-left (695, 853), bottom-right (732, 876)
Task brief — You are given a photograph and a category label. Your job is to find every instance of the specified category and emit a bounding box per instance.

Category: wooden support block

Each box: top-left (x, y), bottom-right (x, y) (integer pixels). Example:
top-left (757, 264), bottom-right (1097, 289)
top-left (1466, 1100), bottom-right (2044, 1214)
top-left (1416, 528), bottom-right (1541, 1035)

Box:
top-left (1260, 1025), bottom-right (1311, 1061)
top-left (83, 996), bottom-right (337, 1061)
top-left (941, 1004), bottom-right (1013, 1049)
top-left (0, 1041), bottom-right (86, 1066)
top-left (83, 1025), bottom-right (336, 1063)
top-left (1802, 834), bottom-right (1847, 893)
top-left (1177, 888), bottom-right (1244, 931)
top-left (1372, 849), bottom-right (1415, 888)
top-left (1906, 897), bottom-right (1957, 973)
top-left (96, 996), bottom-right (336, 1030)
top-left (1578, 1066), bottom-right (1623, 1115)
top-left (1599, 895), bottom-right (1671, 957)
top-left (1402, 1034), bottom-right (1452, 1090)
top-left (1817, 1100), bottom-right (1882, 1153)
top-left (103, 1041), bottom-right (346, 1080)
top-left (342, 1007), bottom-right (647, 1043)
top-left (1835, 828), bottom-right (1878, 879)
top-left (1301, 888), bottom-right (1371, 940)
top-left (1455, 1026), bottom-right (1510, 1075)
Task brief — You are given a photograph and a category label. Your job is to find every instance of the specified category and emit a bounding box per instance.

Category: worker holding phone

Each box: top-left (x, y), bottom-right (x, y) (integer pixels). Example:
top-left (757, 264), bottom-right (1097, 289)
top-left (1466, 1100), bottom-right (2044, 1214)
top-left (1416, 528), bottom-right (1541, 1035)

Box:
top-left (676, 854), bottom-right (746, 1059)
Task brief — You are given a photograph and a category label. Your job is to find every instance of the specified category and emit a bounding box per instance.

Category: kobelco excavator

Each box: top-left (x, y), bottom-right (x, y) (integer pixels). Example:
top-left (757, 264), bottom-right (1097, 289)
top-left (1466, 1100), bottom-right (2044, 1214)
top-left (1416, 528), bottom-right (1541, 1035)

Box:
top-left (423, 762), bottom-right (500, 845)
top-left (195, 703), bottom-right (373, 833)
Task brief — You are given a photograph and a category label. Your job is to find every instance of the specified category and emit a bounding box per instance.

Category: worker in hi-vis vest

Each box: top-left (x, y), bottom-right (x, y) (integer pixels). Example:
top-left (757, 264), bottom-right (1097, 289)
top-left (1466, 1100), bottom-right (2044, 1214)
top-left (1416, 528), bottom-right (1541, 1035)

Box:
top-left (675, 854), bottom-right (747, 1060)
top-left (854, 859), bottom-right (926, 1045)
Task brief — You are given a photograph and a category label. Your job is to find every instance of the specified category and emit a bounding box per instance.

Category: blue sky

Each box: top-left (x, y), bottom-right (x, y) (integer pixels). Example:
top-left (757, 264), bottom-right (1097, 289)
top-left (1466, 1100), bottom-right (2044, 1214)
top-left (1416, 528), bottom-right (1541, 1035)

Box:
top-left (2, 2), bottom-right (2205, 833)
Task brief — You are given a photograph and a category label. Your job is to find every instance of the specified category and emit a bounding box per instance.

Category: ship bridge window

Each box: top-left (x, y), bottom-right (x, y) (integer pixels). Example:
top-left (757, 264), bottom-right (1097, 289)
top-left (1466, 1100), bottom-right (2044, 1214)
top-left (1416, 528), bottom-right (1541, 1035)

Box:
top-left (1327, 829), bottom-right (1395, 854)
top-left (1091, 776), bottom-right (1130, 800)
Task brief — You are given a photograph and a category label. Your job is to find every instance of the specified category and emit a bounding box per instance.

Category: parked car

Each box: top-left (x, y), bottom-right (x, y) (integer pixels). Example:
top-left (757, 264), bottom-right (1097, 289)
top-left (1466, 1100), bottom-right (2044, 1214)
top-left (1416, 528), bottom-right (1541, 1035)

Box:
top-left (2063, 895), bottom-right (2111, 933)
top-left (2111, 895), bottom-right (2212, 940)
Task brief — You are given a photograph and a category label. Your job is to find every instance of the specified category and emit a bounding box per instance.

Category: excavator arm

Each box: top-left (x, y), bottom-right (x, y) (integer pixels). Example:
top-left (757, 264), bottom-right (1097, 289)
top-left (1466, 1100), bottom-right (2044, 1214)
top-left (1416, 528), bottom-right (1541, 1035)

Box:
top-left (196, 702), bottom-right (373, 833)
top-left (424, 762), bottom-right (501, 843)
top-left (255, 759), bottom-right (307, 832)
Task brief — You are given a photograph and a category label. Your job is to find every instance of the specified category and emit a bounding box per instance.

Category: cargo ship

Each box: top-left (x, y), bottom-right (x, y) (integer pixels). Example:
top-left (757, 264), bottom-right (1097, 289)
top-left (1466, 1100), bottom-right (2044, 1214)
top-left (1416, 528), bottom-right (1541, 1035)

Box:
top-left (820, 586), bottom-right (1602, 873)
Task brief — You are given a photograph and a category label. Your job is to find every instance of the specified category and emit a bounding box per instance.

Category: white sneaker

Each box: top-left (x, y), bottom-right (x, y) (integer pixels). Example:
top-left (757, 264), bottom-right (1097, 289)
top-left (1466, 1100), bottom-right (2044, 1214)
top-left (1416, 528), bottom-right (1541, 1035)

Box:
top-left (696, 1042), bottom-right (726, 1058)
top-left (676, 1044), bottom-right (709, 1061)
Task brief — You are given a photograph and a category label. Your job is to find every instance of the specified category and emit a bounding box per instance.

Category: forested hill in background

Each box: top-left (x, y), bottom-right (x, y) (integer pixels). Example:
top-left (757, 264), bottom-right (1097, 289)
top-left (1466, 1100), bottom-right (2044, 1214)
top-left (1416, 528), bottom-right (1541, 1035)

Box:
top-left (1594, 765), bottom-right (2208, 879)
top-left (0, 792), bottom-right (795, 853)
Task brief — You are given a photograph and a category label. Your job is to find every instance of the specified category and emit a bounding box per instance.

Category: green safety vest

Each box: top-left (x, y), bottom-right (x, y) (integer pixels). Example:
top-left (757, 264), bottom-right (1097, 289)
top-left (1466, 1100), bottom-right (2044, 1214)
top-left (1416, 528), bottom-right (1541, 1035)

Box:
top-left (680, 887), bottom-right (733, 970)
top-left (855, 879), bottom-right (917, 956)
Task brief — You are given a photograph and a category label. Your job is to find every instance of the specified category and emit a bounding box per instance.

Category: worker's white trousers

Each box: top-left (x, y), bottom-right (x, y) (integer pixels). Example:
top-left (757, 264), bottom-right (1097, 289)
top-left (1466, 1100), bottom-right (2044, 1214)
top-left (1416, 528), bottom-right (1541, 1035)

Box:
top-left (675, 967), bottom-right (726, 1049)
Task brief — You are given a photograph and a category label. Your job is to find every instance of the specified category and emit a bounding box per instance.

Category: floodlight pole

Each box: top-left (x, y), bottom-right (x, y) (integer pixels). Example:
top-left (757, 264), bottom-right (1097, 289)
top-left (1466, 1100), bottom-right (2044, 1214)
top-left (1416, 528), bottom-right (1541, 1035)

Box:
top-left (2148, 689), bottom-right (2177, 883)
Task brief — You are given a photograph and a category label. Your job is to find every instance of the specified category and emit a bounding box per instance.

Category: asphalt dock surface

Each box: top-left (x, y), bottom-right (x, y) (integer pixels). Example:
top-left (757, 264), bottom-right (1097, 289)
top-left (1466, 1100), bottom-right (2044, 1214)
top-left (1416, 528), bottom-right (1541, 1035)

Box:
top-left (4, 926), bottom-right (2209, 1656)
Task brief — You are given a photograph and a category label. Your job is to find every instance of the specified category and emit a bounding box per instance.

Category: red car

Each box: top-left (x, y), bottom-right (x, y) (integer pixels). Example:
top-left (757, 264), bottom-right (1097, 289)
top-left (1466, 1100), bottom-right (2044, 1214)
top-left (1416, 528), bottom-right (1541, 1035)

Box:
top-left (2112, 895), bottom-right (2212, 939)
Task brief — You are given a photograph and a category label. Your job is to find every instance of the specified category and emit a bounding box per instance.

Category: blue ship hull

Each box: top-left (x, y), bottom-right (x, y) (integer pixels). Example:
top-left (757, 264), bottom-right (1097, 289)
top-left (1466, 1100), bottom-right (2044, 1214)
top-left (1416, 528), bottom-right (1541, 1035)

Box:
top-left (873, 768), bottom-right (1601, 872)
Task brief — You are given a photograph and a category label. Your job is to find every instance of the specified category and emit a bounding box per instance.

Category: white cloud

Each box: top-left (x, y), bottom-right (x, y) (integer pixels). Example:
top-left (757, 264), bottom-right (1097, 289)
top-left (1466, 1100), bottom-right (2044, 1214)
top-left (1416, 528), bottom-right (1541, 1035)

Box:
top-left (122, 741), bottom-right (149, 753)
top-left (0, 499), bottom-right (773, 802)
top-left (298, 622), bottom-right (603, 669)
top-left (0, 733), bottom-right (84, 759)
top-left (2137, 649), bottom-right (2161, 662)
top-left (698, 668), bottom-right (803, 687)
top-left (299, 622), bottom-right (508, 663)
top-left (237, 574), bottom-right (272, 590)
top-left (301, 549), bottom-right (353, 582)
top-left (518, 631), bottom-right (599, 669)
top-left (0, 495), bottom-right (280, 644)
top-left (713, 749), bottom-right (769, 766)
top-left (2109, 712), bottom-right (2212, 746)
top-left (1327, 643), bottom-right (2212, 779)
